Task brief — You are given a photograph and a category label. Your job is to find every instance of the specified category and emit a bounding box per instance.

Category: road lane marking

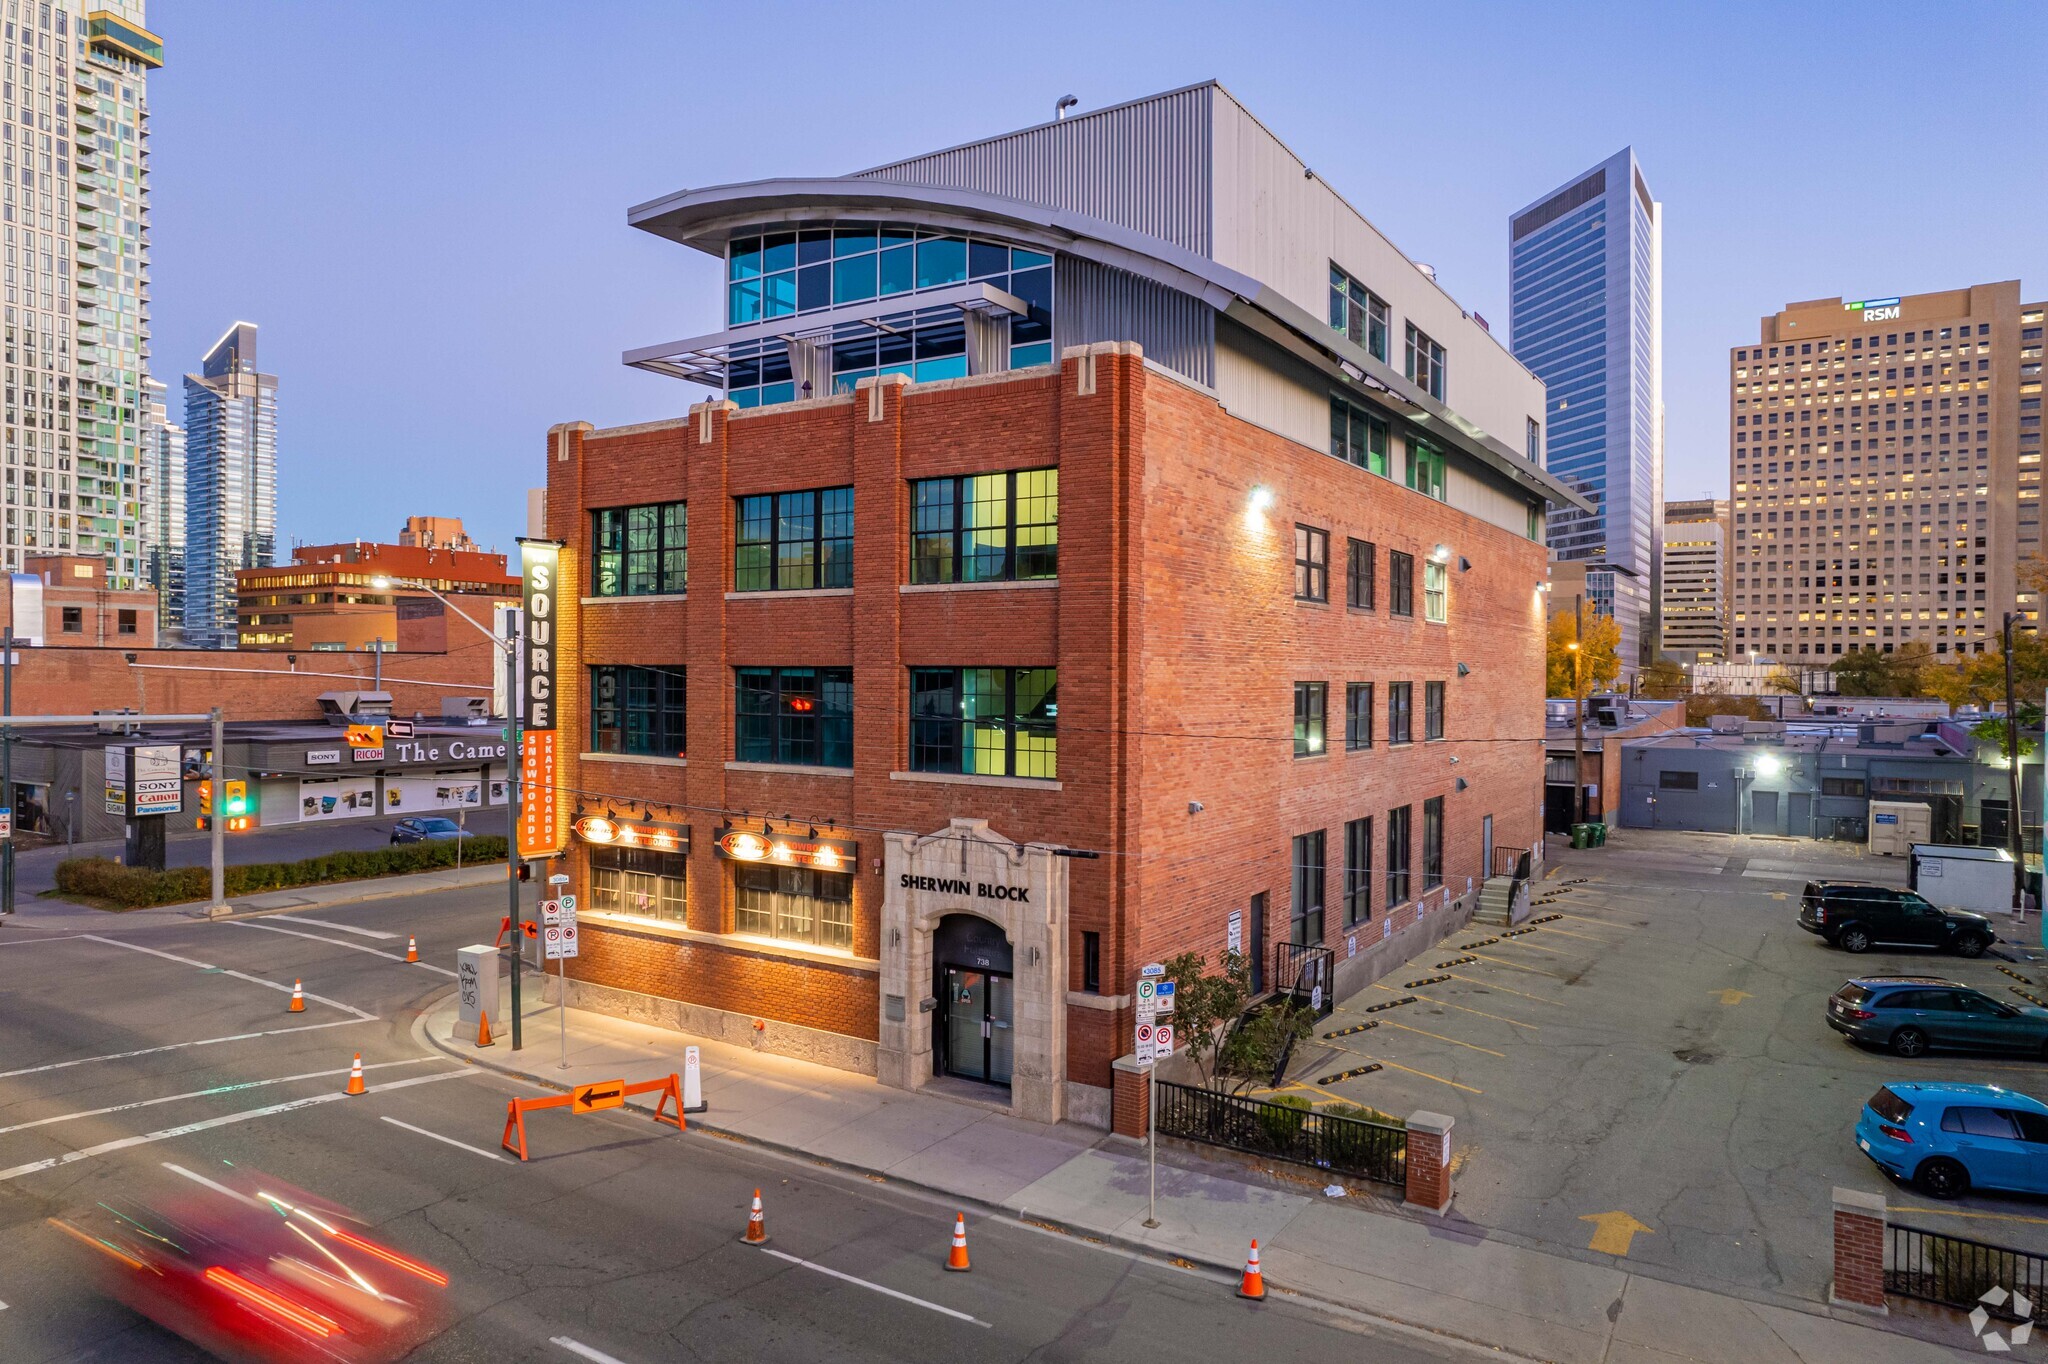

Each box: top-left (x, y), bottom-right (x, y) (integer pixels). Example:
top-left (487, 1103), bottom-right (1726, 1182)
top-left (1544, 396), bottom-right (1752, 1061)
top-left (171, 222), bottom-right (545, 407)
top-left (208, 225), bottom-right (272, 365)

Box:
top-left (1536, 923), bottom-right (1627, 945)
top-left (1710, 989), bottom-right (1753, 1006)
top-left (0, 1070), bottom-right (465, 1182)
top-left (1445, 972), bottom-right (1564, 1006)
top-left (381, 1115), bottom-right (505, 1162)
top-left (224, 919), bottom-right (457, 977)
top-left (552, 1339), bottom-right (633, 1364)
top-left (1319, 1039), bottom-right (1482, 1094)
top-left (1370, 982), bottom-right (1540, 1030)
top-left (163, 1162), bottom-right (267, 1208)
top-left (0, 933), bottom-right (89, 946)
top-left (283, 917), bottom-right (399, 940)
top-left (759, 1247), bottom-right (990, 1327)
top-left (1581, 1210), bottom-right (1653, 1256)
top-left (1380, 1022), bottom-right (1506, 1057)
top-left (0, 1058), bottom-right (436, 1135)
top-left (80, 934), bottom-right (377, 1018)
top-left (1464, 951), bottom-right (1564, 979)
top-left (1894, 1204), bottom-right (2048, 1227)
top-left (0, 1017), bottom-right (372, 1079)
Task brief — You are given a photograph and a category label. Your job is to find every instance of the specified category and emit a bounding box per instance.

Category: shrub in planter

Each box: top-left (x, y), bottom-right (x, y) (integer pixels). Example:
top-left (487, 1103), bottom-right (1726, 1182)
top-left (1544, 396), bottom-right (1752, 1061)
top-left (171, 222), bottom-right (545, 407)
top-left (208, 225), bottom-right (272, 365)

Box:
top-left (1256, 1092), bottom-right (1312, 1150)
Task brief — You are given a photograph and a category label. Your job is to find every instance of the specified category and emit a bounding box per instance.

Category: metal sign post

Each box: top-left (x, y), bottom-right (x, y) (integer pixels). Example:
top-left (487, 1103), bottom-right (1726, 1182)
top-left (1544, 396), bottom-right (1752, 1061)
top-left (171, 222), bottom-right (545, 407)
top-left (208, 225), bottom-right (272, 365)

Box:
top-left (545, 875), bottom-right (574, 1068)
top-left (1138, 961), bottom-right (1165, 1228)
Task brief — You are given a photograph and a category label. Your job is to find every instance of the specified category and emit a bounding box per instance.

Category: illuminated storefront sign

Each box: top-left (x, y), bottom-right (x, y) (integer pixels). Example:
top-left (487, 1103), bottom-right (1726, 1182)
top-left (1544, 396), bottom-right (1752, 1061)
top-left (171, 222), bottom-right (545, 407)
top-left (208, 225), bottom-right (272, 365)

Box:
top-left (574, 816), bottom-right (691, 854)
top-left (517, 539), bottom-right (564, 859)
top-left (713, 827), bottom-right (856, 870)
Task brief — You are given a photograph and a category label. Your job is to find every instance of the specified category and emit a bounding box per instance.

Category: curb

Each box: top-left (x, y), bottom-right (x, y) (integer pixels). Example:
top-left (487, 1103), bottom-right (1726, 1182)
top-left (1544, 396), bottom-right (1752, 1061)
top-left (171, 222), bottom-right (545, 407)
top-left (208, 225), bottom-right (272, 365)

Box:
top-left (410, 994), bottom-right (1550, 1364)
top-left (182, 866), bottom-right (506, 921)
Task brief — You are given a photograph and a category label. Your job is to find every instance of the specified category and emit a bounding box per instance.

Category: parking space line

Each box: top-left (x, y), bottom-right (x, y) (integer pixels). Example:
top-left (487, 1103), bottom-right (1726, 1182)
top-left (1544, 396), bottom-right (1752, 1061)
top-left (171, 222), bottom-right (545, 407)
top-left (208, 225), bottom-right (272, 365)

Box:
top-left (1274, 1081), bottom-right (1362, 1106)
top-left (1486, 937), bottom-right (1568, 957)
top-left (224, 919), bottom-right (458, 977)
top-left (1893, 1204), bottom-right (2048, 1228)
top-left (1447, 972), bottom-right (1564, 1005)
top-left (1370, 982), bottom-right (1541, 1030)
top-left (0, 1017), bottom-right (372, 1079)
top-left (1536, 922), bottom-right (1628, 945)
top-left (0, 1058), bottom-right (436, 1136)
top-left (1320, 1039), bottom-right (1483, 1094)
top-left (1464, 951), bottom-right (1564, 979)
top-left (1380, 1022), bottom-right (1505, 1057)
top-left (760, 1247), bottom-right (991, 1327)
top-left (284, 916), bottom-right (399, 941)
top-left (80, 934), bottom-right (376, 1019)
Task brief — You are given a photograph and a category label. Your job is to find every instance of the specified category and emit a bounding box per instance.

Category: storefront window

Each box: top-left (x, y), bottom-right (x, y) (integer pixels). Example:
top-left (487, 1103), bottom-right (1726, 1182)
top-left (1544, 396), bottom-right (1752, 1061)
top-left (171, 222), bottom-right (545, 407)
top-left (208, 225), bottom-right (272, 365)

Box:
top-left (589, 845), bottom-right (687, 923)
top-left (734, 864), bottom-right (853, 951)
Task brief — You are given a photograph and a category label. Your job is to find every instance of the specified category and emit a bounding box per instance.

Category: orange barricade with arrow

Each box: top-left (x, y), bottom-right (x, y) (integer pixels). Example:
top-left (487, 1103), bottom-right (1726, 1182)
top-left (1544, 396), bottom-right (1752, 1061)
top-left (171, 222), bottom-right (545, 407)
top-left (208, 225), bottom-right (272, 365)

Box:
top-left (499, 1073), bottom-right (685, 1160)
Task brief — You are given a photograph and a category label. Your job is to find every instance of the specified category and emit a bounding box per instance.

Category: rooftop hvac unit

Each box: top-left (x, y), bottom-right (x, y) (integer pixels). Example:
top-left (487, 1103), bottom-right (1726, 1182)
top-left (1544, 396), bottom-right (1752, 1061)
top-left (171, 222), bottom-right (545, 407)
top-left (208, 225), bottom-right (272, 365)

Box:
top-left (441, 696), bottom-right (491, 725)
top-left (317, 690), bottom-right (394, 725)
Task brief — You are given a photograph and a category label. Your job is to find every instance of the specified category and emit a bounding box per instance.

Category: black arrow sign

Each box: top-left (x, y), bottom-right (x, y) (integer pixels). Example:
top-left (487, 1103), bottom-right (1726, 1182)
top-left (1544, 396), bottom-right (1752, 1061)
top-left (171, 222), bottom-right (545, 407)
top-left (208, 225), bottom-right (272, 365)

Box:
top-left (576, 1086), bottom-right (622, 1109)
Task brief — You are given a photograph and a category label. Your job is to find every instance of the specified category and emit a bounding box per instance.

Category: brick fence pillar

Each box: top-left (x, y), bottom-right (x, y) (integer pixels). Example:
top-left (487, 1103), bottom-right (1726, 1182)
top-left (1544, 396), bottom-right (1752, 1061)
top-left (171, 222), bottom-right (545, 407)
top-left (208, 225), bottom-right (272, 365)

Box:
top-left (1111, 1055), bottom-right (1151, 1140)
top-left (1404, 1111), bottom-right (1454, 1213)
top-left (1830, 1186), bottom-right (1888, 1315)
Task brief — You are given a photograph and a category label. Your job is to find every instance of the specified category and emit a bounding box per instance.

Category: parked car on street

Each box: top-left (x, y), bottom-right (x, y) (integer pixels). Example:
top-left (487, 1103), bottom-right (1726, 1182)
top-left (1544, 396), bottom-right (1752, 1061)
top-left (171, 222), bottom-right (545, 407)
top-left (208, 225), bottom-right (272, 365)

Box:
top-left (390, 817), bottom-right (469, 845)
top-left (1856, 1082), bottom-right (2048, 1198)
top-left (1828, 976), bottom-right (2048, 1057)
top-left (1798, 880), bottom-right (1997, 957)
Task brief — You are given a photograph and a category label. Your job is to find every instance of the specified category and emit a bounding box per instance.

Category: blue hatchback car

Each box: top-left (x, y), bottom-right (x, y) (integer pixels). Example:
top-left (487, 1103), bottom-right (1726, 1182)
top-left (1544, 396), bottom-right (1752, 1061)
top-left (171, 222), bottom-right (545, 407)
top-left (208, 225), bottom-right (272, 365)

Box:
top-left (1857, 1082), bottom-right (2048, 1199)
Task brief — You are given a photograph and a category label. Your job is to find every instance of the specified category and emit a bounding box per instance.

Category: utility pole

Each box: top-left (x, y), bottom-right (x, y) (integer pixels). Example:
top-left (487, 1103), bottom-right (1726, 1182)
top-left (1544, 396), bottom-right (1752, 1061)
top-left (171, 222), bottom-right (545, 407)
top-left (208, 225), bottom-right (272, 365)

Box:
top-left (2, 626), bottom-right (15, 917)
top-left (1571, 594), bottom-right (1587, 826)
top-left (372, 637), bottom-right (383, 692)
top-left (2003, 612), bottom-right (2026, 914)
top-left (210, 708), bottom-right (225, 913)
top-left (505, 629), bottom-right (524, 1051)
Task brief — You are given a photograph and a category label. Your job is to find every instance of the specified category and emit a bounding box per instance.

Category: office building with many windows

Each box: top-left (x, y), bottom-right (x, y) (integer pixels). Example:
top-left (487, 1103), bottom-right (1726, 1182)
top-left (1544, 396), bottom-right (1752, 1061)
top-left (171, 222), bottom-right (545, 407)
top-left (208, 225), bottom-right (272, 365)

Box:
top-left (138, 372), bottom-right (181, 631)
top-left (1660, 498), bottom-right (1726, 662)
top-left (182, 321), bottom-right (276, 647)
top-left (1728, 282), bottom-right (2041, 660)
top-left (1509, 148), bottom-right (1663, 673)
top-left (540, 83), bottom-right (1584, 1132)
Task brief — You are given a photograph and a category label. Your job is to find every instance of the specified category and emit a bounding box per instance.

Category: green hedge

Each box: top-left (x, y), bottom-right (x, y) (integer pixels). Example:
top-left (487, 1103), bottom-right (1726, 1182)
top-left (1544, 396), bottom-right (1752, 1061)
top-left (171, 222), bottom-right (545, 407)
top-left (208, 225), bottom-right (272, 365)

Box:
top-left (55, 836), bottom-right (508, 909)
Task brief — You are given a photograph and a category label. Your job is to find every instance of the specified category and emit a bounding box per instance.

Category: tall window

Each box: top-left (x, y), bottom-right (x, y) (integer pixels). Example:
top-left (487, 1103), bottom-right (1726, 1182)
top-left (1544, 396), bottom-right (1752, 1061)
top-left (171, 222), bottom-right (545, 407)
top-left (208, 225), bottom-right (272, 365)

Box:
top-left (1424, 681), bottom-right (1445, 741)
top-left (589, 665), bottom-right (687, 758)
top-left (1526, 417), bottom-right (1542, 463)
top-left (1386, 805), bottom-right (1412, 906)
top-left (908, 667), bottom-right (1058, 778)
top-left (909, 469), bottom-right (1058, 584)
top-left (1408, 439), bottom-right (1447, 501)
top-left (735, 865), bottom-right (853, 951)
top-left (734, 667), bottom-right (853, 766)
top-left (1343, 816), bottom-right (1373, 924)
top-left (1422, 796), bottom-right (1444, 891)
top-left (1389, 550), bottom-right (1415, 617)
top-left (1345, 682), bottom-right (1373, 750)
top-left (589, 845), bottom-right (687, 923)
top-left (1294, 525), bottom-right (1328, 601)
top-left (1329, 398), bottom-right (1390, 475)
top-left (1294, 682), bottom-right (1326, 757)
top-left (734, 487), bottom-right (853, 591)
top-left (1347, 538), bottom-right (1375, 609)
top-left (1405, 323), bottom-right (1446, 400)
top-left (1328, 266), bottom-right (1389, 361)
top-left (1424, 559), bottom-right (1447, 620)
top-left (1291, 830), bottom-right (1325, 945)
top-left (593, 502), bottom-right (688, 597)
top-left (1387, 682), bottom-right (1412, 745)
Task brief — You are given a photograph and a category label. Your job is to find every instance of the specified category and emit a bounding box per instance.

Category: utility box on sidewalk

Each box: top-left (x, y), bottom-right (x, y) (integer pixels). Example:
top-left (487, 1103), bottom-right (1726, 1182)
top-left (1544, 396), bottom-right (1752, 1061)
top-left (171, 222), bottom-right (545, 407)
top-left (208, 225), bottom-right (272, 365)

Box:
top-left (456, 944), bottom-right (501, 1038)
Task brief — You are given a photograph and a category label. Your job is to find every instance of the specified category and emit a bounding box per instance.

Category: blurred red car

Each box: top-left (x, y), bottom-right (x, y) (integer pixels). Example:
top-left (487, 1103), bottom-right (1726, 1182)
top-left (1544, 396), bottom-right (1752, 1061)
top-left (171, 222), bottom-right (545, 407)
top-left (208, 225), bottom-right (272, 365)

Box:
top-left (50, 1165), bottom-right (447, 1363)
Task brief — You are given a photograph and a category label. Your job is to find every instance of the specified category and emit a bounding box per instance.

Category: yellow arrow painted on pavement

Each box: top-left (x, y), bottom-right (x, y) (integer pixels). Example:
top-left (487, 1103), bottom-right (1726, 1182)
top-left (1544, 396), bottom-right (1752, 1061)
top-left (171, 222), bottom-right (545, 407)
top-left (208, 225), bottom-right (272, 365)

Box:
top-left (1580, 1211), bottom-right (1653, 1256)
top-left (1711, 989), bottom-right (1752, 1006)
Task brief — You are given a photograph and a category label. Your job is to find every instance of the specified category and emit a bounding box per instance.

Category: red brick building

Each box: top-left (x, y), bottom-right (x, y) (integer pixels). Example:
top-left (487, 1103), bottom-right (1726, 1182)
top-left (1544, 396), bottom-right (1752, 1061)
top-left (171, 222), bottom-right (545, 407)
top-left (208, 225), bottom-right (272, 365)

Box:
top-left (236, 530), bottom-right (517, 653)
top-left (538, 84), bottom-right (1584, 1128)
top-left (1, 554), bottom-right (160, 646)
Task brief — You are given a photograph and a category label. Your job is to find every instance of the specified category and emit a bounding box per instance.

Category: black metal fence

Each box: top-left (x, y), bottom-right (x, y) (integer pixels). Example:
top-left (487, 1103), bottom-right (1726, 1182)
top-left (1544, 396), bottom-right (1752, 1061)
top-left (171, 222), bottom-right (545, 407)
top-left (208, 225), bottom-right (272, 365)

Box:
top-left (1272, 942), bottom-right (1336, 1019)
top-left (1153, 1079), bottom-right (1406, 1185)
top-left (1491, 845), bottom-right (1532, 881)
top-left (1887, 1222), bottom-right (2048, 1321)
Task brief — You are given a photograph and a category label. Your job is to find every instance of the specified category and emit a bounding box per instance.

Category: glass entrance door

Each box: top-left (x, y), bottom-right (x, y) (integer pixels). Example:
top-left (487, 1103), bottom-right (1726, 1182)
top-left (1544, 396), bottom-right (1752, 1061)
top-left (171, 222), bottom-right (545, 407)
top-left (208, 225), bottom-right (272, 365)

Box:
top-left (939, 965), bottom-right (1014, 1087)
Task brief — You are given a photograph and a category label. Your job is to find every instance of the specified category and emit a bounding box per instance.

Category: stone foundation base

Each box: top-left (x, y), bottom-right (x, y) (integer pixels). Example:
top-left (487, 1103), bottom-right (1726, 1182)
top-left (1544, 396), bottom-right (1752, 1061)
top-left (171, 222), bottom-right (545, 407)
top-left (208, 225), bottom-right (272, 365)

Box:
top-left (1065, 1080), bottom-right (1112, 1131)
top-left (551, 975), bottom-right (878, 1075)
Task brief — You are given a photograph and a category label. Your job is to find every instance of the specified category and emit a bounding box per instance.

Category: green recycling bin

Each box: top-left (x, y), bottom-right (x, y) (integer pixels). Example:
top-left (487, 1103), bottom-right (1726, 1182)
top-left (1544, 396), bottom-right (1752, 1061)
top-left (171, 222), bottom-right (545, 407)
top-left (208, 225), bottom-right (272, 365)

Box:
top-left (1570, 824), bottom-right (1589, 850)
top-left (1591, 821), bottom-right (1607, 847)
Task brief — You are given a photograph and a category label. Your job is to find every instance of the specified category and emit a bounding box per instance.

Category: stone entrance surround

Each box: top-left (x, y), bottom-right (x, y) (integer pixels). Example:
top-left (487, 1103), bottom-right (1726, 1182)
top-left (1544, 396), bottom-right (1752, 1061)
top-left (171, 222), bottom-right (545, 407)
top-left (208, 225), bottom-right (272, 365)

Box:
top-left (877, 818), bottom-right (1068, 1123)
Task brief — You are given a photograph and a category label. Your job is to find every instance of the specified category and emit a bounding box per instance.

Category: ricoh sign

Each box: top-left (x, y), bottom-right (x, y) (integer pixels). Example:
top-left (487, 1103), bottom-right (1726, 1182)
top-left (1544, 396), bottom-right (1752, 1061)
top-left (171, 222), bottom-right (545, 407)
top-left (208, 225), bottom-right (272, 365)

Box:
top-left (1846, 297), bottom-right (1901, 324)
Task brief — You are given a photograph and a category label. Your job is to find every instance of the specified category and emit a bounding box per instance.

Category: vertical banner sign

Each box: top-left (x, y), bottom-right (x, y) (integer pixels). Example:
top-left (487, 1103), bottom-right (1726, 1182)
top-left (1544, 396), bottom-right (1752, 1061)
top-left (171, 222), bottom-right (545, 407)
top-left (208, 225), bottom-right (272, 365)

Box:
top-left (518, 541), bottom-right (562, 859)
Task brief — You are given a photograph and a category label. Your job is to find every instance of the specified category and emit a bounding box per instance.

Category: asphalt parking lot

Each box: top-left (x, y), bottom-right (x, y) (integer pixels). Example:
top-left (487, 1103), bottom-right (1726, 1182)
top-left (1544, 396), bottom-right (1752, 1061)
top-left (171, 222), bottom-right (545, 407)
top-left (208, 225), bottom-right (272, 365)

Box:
top-left (1275, 828), bottom-right (2048, 1304)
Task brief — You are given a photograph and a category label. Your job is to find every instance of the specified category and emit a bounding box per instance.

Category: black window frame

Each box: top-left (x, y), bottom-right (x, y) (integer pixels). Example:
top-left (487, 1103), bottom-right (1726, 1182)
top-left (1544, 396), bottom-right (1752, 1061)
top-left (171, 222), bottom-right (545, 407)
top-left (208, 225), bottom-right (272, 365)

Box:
top-left (1659, 770), bottom-right (1700, 791)
top-left (734, 486), bottom-right (853, 592)
top-left (1423, 795), bottom-right (1444, 891)
top-left (1346, 538), bottom-right (1376, 609)
top-left (1424, 681), bottom-right (1445, 741)
top-left (592, 500), bottom-right (688, 598)
top-left (1387, 682), bottom-right (1412, 745)
top-left (1405, 323), bottom-right (1446, 400)
top-left (1294, 524), bottom-right (1329, 602)
top-left (1386, 804), bottom-right (1412, 906)
top-left (60, 604), bottom-right (81, 632)
top-left (1294, 681), bottom-right (1327, 758)
top-left (733, 666), bottom-right (853, 767)
top-left (1081, 930), bottom-right (1101, 993)
top-left (1822, 776), bottom-right (1867, 797)
top-left (908, 666), bottom-right (1058, 779)
top-left (1343, 816), bottom-right (1373, 925)
top-left (1389, 550), bottom-right (1415, 617)
top-left (1328, 265), bottom-right (1389, 362)
top-left (1345, 682), bottom-right (1373, 750)
top-left (908, 467), bottom-right (1059, 585)
top-left (1329, 397), bottom-right (1391, 475)
top-left (588, 664), bottom-right (688, 759)
top-left (1291, 829), bottom-right (1326, 945)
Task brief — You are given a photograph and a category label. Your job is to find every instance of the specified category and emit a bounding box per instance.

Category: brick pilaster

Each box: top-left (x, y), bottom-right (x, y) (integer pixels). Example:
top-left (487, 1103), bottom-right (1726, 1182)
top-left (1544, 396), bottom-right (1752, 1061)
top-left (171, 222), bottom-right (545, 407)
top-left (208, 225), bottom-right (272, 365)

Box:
top-left (1111, 1054), bottom-right (1151, 1139)
top-left (1830, 1186), bottom-right (1888, 1314)
top-left (1403, 1110), bottom-right (1454, 1213)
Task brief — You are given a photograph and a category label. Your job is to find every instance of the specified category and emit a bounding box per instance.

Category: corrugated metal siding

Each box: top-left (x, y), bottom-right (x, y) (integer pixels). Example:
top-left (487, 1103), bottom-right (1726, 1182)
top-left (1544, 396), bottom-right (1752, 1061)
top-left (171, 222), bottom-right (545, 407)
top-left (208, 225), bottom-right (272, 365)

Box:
top-left (1055, 256), bottom-right (1215, 388)
top-left (854, 85), bottom-right (1214, 256)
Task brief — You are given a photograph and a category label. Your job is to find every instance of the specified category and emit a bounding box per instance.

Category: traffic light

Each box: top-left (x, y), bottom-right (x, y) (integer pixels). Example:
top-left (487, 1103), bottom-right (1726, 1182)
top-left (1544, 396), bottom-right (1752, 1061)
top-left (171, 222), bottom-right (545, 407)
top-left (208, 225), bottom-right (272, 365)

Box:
top-left (222, 780), bottom-right (257, 832)
top-left (196, 780), bottom-right (211, 830)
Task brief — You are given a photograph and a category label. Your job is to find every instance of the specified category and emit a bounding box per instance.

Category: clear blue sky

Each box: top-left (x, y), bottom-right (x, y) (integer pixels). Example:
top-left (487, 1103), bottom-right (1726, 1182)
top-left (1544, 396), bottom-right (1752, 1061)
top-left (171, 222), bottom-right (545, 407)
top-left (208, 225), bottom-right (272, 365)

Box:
top-left (148, 0), bottom-right (2046, 554)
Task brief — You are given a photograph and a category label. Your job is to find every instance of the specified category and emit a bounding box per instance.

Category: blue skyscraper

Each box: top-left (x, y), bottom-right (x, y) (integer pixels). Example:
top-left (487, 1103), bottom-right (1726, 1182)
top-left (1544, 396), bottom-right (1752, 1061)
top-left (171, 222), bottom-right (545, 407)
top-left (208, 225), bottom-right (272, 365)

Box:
top-left (183, 323), bottom-right (278, 648)
top-left (1509, 148), bottom-right (1662, 669)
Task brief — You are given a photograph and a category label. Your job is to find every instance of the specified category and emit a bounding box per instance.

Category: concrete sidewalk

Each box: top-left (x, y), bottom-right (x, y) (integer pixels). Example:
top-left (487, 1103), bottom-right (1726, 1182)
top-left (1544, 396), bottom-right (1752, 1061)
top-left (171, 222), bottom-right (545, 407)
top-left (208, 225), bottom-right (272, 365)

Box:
top-left (419, 987), bottom-right (1979, 1363)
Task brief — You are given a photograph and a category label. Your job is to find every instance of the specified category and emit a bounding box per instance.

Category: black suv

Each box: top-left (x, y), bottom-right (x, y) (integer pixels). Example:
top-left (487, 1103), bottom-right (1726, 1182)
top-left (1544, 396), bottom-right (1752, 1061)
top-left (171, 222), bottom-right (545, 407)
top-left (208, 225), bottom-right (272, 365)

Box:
top-left (1799, 881), bottom-right (1996, 957)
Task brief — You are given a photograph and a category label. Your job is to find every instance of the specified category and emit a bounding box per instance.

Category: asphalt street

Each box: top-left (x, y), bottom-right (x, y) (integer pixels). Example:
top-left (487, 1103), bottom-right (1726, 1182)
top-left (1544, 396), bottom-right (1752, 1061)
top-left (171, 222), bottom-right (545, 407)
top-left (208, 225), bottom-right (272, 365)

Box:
top-left (0, 884), bottom-right (1473, 1363)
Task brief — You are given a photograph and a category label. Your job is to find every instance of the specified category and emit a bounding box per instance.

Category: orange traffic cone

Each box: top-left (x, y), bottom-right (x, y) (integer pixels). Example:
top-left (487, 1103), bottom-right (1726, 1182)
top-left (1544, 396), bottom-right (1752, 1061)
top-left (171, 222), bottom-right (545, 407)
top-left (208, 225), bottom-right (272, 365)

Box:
top-left (287, 980), bottom-right (305, 1013)
top-left (1236, 1239), bottom-right (1266, 1300)
top-left (475, 1010), bottom-right (495, 1047)
top-left (945, 1213), bottom-right (971, 1272)
top-left (344, 1054), bottom-right (367, 1097)
top-left (741, 1188), bottom-right (768, 1245)
top-left (405, 936), bottom-right (419, 963)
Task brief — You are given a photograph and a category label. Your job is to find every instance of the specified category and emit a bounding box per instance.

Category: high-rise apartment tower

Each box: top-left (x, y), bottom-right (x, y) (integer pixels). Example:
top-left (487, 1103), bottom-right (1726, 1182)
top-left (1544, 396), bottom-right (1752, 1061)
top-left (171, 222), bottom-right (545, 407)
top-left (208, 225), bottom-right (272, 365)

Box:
top-left (182, 321), bottom-right (277, 647)
top-left (1660, 498), bottom-right (1727, 662)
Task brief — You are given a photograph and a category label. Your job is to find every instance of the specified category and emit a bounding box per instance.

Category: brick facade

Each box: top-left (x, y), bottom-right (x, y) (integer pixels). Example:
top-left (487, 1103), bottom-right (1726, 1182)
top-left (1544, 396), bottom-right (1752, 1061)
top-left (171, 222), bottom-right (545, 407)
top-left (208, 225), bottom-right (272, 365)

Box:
top-left (543, 345), bottom-right (1546, 1118)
